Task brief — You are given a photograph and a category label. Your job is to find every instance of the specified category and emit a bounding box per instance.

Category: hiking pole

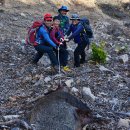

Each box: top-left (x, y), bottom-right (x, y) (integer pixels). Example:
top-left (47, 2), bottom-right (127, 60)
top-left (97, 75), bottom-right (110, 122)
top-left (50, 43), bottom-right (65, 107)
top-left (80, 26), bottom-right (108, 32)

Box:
top-left (57, 45), bottom-right (61, 86)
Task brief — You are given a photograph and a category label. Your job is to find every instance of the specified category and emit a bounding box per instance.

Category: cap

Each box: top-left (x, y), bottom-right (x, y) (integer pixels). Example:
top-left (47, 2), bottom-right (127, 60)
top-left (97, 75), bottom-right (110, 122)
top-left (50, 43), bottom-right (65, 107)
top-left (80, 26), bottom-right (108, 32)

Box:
top-left (58, 6), bottom-right (69, 12)
top-left (44, 13), bottom-right (53, 21)
top-left (70, 14), bottom-right (80, 20)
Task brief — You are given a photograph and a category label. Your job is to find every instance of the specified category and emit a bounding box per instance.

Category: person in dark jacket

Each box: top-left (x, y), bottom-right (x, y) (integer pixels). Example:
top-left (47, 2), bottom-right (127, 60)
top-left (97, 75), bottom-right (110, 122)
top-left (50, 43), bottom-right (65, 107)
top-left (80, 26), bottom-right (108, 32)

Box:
top-left (54, 5), bottom-right (70, 34)
top-left (50, 17), bottom-right (71, 72)
top-left (33, 13), bottom-right (59, 72)
top-left (65, 14), bottom-right (90, 67)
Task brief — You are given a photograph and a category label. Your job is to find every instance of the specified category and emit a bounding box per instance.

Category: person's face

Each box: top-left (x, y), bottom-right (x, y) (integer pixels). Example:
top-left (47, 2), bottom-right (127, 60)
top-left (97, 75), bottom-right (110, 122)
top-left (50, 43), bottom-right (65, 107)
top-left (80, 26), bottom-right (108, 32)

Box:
top-left (53, 19), bottom-right (60, 27)
top-left (44, 20), bottom-right (53, 27)
top-left (72, 20), bottom-right (79, 25)
top-left (60, 10), bottom-right (68, 16)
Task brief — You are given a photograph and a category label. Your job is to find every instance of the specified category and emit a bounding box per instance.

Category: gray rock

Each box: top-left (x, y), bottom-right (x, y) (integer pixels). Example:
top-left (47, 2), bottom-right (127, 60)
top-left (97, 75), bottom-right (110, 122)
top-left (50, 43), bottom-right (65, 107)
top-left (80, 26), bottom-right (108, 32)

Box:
top-left (3, 115), bottom-right (20, 121)
top-left (71, 87), bottom-right (79, 96)
top-left (99, 65), bottom-right (113, 73)
top-left (65, 79), bottom-right (74, 88)
top-left (33, 74), bottom-right (44, 86)
top-left (39, 55), bottom-right (51, 66)
top-left (118, 118), bottom-right (130, 128)
top-left (124, 21), bottom-right (130, 27)
top-left (44, 76), bottom-right (51, 83)
top-left (82, 87), bottom-right (97, 101)
top-left (11, 127), bottom-right (20, 130)
top-left (119, 54), bottom-right (129, 63)
top-left (29, 91), bottom-right (92, 130)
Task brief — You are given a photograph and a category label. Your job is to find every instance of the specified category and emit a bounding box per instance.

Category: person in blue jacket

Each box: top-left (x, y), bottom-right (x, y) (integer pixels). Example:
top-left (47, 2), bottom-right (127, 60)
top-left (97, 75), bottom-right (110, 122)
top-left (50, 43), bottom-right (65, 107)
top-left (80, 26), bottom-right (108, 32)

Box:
top-left (65, 14), bottom-right (90, 67)
top-left (33, 13), bottom-right (59, 72)
top-left (54, 5), bottom-right (70, 34)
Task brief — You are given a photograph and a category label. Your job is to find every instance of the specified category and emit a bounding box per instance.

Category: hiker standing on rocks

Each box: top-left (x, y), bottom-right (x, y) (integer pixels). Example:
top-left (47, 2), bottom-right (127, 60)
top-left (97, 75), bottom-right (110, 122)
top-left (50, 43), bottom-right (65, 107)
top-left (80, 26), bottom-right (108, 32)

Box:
top-left (32, 13), bottom-right (59, 72)
top-left (54, 5), bottom-right (70, 35)
top-left (50, 17), bottom-right (71, 72)
top-left (65, 14), bottom-right (91, 67)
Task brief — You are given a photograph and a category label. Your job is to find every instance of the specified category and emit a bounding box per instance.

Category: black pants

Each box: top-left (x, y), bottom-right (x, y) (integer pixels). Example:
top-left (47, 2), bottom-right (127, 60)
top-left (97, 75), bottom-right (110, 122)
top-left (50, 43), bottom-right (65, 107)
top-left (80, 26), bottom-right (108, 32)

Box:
top-left (74, 42), bottom-right (87, 67)
top-left (33, 44), bottom-right (58, 66)
top-left (54, 44), bottom-right (68, 67)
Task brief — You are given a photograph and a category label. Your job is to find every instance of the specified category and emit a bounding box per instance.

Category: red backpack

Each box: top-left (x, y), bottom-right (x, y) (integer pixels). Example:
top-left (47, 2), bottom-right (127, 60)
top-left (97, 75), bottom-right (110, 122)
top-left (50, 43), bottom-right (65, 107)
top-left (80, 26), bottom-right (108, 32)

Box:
top-left (26, 20), bottom-right (43, 46)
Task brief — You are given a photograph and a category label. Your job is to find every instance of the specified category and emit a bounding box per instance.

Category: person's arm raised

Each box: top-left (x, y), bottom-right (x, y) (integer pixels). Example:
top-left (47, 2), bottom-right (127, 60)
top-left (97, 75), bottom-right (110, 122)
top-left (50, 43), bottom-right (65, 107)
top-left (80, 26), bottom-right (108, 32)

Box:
top-left (40, 27), bottom-right (57, 48)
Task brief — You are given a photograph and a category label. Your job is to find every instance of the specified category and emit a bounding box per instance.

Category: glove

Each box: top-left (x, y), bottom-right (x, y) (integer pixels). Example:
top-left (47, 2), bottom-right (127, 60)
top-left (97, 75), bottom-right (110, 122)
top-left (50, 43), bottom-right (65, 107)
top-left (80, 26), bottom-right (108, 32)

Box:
top-left (59, 42), bottom-right (63, 45)
top-left (64, 38), bottom-right (69, 42)
top-left (60, 38), bottom-right (64, 42)
top-left (64, 35), bottom-right (68, 39)
top-left (54, 46), bottom-right (59, 50)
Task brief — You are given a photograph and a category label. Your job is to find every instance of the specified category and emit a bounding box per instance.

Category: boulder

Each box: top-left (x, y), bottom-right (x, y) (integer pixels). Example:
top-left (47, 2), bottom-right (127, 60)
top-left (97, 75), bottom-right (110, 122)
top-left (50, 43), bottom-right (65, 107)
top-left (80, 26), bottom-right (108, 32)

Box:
top-left (29, 91), bottom-right (92, 130)
top-left (118, 118), bottom-right (130, 128)
top-left (119, 54), bottom-right (129, 63)
top-left (65, 79), bottom-right (74, 88)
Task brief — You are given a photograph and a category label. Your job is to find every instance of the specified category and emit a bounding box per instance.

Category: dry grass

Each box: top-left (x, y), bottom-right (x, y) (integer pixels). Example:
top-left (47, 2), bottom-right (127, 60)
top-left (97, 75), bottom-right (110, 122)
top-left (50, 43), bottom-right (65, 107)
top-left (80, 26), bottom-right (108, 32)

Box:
top-left (122, 0), bottom-right (130, 3)
top-left (7, 0), bottom-right (130, 8)
top-left (16, 0), bottom-right (96, 7)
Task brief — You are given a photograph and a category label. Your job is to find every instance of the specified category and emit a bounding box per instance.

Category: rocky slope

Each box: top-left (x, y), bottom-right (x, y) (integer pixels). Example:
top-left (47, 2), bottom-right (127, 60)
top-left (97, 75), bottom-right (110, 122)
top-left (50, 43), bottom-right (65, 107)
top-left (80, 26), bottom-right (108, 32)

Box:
top-left (0, 0), bottom-right (130, 129)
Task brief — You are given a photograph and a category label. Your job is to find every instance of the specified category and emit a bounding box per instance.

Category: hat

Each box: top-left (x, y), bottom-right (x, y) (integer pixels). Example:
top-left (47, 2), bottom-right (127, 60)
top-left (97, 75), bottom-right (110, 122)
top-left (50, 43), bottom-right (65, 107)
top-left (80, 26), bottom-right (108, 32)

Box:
top-left (58, 6), bottom-right (69, 12)
top-left (53, 16), bottom-right (60, 21)
top-left (70, 14), bottom-right (80, 20)
top-left (44, 13), bottom-right (53, 21)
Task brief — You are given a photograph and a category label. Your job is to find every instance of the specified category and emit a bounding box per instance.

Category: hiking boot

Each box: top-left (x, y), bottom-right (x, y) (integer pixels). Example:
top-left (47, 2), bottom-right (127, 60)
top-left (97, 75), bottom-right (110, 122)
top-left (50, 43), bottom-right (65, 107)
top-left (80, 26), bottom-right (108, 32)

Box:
top-left (74, 64), bottom-right (80, 68)
top-left (63, 66), bottom-right (71, 72)
top-left (80, 60), bottom-right (85, 64)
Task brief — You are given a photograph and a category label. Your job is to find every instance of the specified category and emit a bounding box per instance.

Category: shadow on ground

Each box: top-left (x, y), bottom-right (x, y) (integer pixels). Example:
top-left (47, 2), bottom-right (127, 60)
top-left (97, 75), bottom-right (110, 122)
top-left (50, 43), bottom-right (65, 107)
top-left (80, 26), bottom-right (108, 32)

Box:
top-left (97, 3), bottom-right (130, 20)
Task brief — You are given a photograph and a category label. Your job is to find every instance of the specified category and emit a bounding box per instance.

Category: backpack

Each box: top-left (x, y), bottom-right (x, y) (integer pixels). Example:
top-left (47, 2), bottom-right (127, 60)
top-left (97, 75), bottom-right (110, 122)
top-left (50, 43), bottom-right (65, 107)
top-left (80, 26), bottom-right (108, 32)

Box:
top-left (26, 20), bottom-right (43, 46)
top-left (80, 17), bottom-right (93, 39)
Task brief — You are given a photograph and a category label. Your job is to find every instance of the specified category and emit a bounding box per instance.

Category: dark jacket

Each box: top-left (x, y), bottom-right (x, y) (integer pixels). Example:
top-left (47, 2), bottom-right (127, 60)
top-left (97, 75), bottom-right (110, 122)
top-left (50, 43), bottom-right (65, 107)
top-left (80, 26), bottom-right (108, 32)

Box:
top-left (50, 26), bottom-right (64, 45)
top-left (55, 14), bottom-right (70, 34)
top-left (66, 22), bottom-right (90, 44)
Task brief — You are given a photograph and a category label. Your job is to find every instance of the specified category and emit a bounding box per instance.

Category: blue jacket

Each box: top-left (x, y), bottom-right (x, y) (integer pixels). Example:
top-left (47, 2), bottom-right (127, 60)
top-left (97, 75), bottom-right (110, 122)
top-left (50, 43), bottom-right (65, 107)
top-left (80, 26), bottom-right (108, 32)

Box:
top-left (66, 22), bottom-right (89, 44)
top-left (35, 25), bottom-right (57, 48)
top-left (55, 14), bottom-right (70, 34)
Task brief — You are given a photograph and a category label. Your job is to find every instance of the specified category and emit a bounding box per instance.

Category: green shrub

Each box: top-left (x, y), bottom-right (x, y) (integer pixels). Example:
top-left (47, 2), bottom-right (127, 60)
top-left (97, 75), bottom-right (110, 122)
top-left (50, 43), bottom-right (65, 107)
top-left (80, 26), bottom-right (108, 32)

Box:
top-left (91, 42), bottom-right (107, 64)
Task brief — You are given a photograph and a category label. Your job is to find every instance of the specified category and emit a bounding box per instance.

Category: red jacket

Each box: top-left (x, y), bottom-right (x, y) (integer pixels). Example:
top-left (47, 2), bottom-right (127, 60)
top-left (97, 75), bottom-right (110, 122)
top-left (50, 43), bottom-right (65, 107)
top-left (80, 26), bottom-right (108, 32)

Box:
top-left (50, 26), bottom-right (64, 45)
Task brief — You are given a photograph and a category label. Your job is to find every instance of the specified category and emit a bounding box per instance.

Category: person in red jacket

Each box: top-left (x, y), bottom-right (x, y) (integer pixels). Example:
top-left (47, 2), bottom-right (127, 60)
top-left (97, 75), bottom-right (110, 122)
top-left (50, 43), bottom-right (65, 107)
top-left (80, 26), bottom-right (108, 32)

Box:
top-left (50, 17), bottom-right (71, 72)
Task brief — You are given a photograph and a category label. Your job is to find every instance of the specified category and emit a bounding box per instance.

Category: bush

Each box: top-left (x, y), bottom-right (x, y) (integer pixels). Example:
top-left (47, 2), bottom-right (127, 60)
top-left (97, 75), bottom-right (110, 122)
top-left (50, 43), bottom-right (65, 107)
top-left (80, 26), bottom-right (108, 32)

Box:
top-left (91, 42), bottom-right (107, 64)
